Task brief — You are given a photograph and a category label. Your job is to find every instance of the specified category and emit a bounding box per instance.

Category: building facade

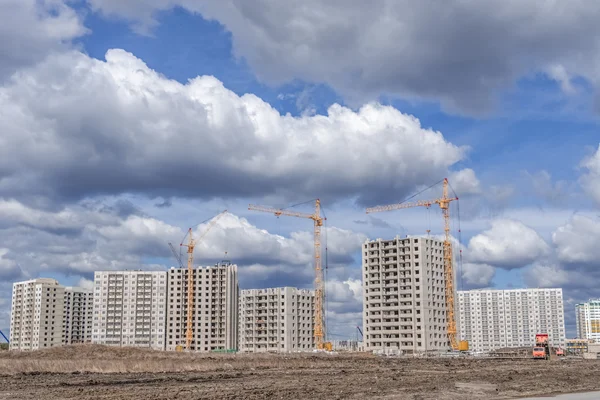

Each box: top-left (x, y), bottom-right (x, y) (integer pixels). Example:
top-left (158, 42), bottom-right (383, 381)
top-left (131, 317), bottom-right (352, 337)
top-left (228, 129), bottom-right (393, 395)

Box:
top-left (9, 278), bottom-right (65, 350)
top-left (576, 299), bottom-right (600, 341)
top-left (91, 271), bottom-right (167, 350)
top-left (63, 286), bottom-right (94, 345)
top-left (458, 289), bottom-right (566, 353)
top-left (238, 287), bottom-right (314, 353)
top-left (362, 236), bottom-right (450, 353)
top-left (565, 338), bottom-right (591, 355)
top-left (166, 262), bottom-right (238, 352)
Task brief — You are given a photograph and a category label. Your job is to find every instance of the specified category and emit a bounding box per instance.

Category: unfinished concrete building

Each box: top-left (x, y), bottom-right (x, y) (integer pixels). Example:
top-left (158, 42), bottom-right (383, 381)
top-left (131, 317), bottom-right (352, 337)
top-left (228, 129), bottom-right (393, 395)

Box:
top-left (63, 286), bottom-right (94, 344)
top-left (9, 278), bottom-right (65, 350)
top-left (362, 236), bottom-right (449, 353)
top-left (166, 261), bottom-right (238, 352)
top-left (238, 287), bottom-right (314, 353)
top-left (91, 271), bottom-right (167, 350)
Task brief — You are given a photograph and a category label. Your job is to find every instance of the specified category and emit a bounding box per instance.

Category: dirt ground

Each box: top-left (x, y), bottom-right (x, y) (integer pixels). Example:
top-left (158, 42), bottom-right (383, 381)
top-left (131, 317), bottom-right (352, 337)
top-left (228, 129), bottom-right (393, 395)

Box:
top-left (0, 345), bottom-right (599, 399)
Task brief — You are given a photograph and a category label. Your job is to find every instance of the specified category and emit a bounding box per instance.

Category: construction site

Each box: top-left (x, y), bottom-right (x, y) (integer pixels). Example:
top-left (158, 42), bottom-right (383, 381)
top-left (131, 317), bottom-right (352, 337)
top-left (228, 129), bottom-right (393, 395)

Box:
top-left (1, 179), bottom-right (594, 399)
top-left (1, 345), bottom-right (600, 399)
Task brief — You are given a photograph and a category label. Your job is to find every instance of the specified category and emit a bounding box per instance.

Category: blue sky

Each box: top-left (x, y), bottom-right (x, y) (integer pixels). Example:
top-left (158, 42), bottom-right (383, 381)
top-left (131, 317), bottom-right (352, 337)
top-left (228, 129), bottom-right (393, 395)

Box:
top-left (1, 1), bottom-right (600, 341)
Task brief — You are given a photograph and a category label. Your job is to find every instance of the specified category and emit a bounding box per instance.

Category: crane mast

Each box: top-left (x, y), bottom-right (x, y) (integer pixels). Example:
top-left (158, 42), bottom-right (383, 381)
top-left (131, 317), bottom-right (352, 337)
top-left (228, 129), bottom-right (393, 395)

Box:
top-left (366, 178), bottom-right (459, 350)
top-left (181, 228), bottom-right (196, 351)
top-left (178, 210), bottom-right (228, 351)
top-left (248, 200), bottom-right (326, 349)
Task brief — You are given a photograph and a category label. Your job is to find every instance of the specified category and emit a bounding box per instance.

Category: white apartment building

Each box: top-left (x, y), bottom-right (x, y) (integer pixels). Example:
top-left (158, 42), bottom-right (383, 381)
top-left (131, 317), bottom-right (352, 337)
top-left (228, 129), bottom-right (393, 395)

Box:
top-left (576, 299), bottom-right (600, 341)
top-left (63, 286), bottom-right (94, 344)
top-left (238, 287), bottom-right (314, 353)
top-left (458, 289), bottom-right (566, 352)
top-left (166, 262), bottom-right (238, 352)
top-left (9, 278), bottom-right (65, 350)
top-left (362, 236), bottom-right (450, 353)
top-left (91, 271), bottom-right (167, 350)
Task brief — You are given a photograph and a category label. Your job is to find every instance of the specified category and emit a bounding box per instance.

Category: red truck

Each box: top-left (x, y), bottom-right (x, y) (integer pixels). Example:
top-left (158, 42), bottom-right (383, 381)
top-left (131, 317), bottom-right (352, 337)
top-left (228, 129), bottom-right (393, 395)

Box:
top-left (532, 333), bottom-right (550, 360)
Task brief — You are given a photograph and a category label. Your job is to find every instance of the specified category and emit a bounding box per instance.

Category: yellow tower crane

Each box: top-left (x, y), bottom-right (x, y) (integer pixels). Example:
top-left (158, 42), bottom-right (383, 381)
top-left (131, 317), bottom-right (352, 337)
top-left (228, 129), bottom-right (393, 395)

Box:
top-left (365, 178), bottom-right (460, 350)
top-left (174, 210), bottom-right (228, 351)
top-left (248, 200), bottom-right (330, 350)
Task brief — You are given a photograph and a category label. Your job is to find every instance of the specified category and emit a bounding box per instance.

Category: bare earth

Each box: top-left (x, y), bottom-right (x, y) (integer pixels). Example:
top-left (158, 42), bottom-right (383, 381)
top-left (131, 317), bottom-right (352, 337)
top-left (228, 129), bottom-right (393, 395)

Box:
top-left (0, 345), bottom-right (598, 400)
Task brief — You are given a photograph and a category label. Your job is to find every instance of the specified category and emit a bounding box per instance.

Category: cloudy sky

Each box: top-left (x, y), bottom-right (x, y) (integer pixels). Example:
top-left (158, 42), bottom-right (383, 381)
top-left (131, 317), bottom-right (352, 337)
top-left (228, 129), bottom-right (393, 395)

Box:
top-left (1, 0), bottom-right (599, 340)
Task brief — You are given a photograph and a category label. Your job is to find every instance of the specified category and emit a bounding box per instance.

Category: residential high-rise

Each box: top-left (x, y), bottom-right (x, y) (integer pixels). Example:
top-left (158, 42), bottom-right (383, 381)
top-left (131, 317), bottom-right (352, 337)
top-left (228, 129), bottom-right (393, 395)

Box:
top-left (576, 299), bottom-right (600, 341)
top-left (63, 286), bottom-right (94, 345)
top-left (238, 287), bottom-right (314, 353)
top-left (362, 236), bottom-right (450, 353)
top-left (91, 271), bottom-right (167, 350)
top-left (9, 278), bottom-right (65, 350)
top-left (166, 262), bottom-right (238, 352)
top-left (457, 289), bottom-right (566, 352)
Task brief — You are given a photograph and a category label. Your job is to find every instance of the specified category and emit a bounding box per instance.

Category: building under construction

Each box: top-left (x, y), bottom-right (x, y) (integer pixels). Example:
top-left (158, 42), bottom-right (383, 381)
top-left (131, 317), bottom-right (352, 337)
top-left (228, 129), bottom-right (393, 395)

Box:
top-left (238, 287), bottom-right (315, 353)
top-left (165, 262), bottom-right (239, 352)
top-left (362, 236), bottom-right (452, 353)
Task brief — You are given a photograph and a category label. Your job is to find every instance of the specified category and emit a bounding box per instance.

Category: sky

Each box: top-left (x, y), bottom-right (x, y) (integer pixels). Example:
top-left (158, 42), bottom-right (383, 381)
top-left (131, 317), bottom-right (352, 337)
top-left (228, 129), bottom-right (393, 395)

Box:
top-left (0, 0), bottom-right (599, 341)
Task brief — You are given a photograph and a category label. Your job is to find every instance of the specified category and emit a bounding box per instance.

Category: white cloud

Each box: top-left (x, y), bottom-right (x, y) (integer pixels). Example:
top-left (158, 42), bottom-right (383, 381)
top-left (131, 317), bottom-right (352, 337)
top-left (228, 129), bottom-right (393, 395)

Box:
top-left (467, 219), bottom-right (550, 269)
top-left (196, 213), bottom-right (366, 282)
top-left (86, 0), bottom-right (600, 114)
top-left (327, 278), bottom-right (362, 304)
top-left (552, 214), bottom-right (600, 265)
top-left (0, 0), bottom-right (87, 80)
top-left (580, 144), bottom-right (600, 206)
top-left (524, 170), bottom-right (571, 206)
top-left (522, 263), bottom-right (572, 288)
top-left (449, 168), bottom-right (481, 196)
top-left (0, 49), bottom-right (466, 206)
top-left (546, 64), bottom-right (576, 95)
top-left (461, 263), bottom-right (495, 288)
top-left (0, 248), bottom-right (25, 281)
top-left (76, 278), bottom-right (95, 291)
top-left (0, 199), bottom-right (365, 287)
top-left (0, 198), bottom-right (368, 336)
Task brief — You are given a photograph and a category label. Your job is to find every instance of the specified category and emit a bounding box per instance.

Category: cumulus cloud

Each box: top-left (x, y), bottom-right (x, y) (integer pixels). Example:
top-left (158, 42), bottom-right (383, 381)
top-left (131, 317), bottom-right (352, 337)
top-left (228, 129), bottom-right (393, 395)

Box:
top-left (461, 263), bottom-right (495, 289)
top-left (0, 199), bottom-right (367, 336)
top-left (88, 0), bottom-right (600, 114)
top-left (0, 248), bottom-right (25, 281)
top-left (196, 213), bottom-right (366, 285)
top-left (524, 170), bottom-right (571, 206)
top-left (552, 214), bottom-right (600, 266)
top-left (327, 279), bottom-right (361, 306)
top-left (0, 49), bottom-right (466, 207)
top-left (0, 0), bottom-right (87, 80)
top-left (76, 277), bottom-right (95, 291)
top-left (580, 144), bottom-right (600, 206)
top-left (0, 200), bottom-right (365, 286)
top-left (546, 64), bottom-right (576, 95)
top-left (449, 168), bottom-right (481, 196)
top-left (467, 219), bottom-right (550, 269)
top-left (522, 263), bottom-right (572, 289)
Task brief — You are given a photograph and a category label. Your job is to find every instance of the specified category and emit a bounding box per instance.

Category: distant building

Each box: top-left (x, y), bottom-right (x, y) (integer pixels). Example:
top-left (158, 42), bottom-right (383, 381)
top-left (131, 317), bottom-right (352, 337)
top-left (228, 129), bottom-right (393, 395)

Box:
top-left (238, 287), bottom-right (314, 353)
top-left (362, 236), bottom-right (450, 353)
top-left (576, 299), bottom-right (600, 341)
top-left (458, 289), bottom-right (566, 353)
top-left (9, 278), bottom-right (65, 350)
top-left (166, 262), bottom-right (238, 352)
top-left (565, 338), bottom-right (591, 355)
top-left (91, 271), bottom-right (167, 350)
top-left (63, 286), bottom-right (94, 345)
top-left (331, 340), bottom-right (363, 352)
